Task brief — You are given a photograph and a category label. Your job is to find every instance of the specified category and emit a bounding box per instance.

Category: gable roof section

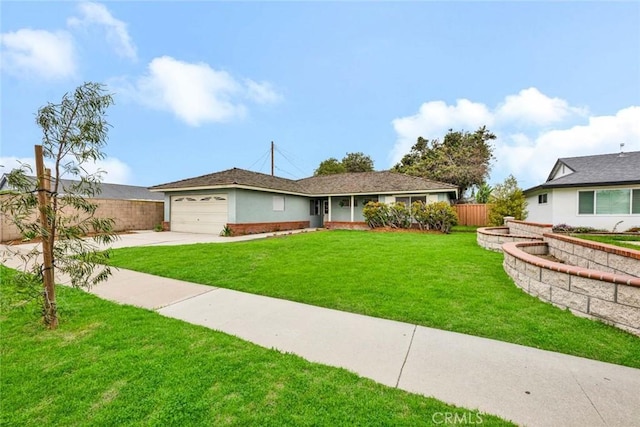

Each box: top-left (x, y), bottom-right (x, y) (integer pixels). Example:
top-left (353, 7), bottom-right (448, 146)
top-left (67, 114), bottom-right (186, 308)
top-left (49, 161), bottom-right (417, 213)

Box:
top-left (0, 174), bottom-right (163, 201)
top-left (541, 151), bottom-right (640, 189)
top-left (150, 168), bottom-right (306, 194)
top-left (150, 168), bottom-right (458, 196)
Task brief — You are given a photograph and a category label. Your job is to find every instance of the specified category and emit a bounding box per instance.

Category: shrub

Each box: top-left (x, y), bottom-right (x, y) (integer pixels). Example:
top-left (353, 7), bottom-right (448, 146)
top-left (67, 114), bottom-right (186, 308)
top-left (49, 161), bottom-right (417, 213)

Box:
top-left (552, 224), bottom-right (607, 233)
top-left (487, 175), bottom-right (527, 226)
top-left (363, 201), bottom-right (390, 228)
top-left (388, 202), bottom-right (411, 229)
top-left (412, 201), bottom-right (458, 233)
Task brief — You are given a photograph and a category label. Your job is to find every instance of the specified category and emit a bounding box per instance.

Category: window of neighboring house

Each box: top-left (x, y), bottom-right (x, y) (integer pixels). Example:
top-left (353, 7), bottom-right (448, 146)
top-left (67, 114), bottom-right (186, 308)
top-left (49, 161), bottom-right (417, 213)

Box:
top-left (578, 189), bottom-right (640, 215)
top-left (538, 194), bottom-right (548, 204)
top-left (273, 195), bottom-right (285, 211)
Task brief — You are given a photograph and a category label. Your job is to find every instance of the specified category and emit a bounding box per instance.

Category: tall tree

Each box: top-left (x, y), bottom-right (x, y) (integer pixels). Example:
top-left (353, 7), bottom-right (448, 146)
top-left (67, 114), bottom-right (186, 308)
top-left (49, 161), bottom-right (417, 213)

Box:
top-left (314, 152), bottom-right (374, 175)
top-left (341, 152), bottom-right (374, 173)
top-left (314, 158), bottom-right (346, 175)
top-left (1, 82), bottom-right (119, 329)
top-left (393, 127), bottom-right (496, 199)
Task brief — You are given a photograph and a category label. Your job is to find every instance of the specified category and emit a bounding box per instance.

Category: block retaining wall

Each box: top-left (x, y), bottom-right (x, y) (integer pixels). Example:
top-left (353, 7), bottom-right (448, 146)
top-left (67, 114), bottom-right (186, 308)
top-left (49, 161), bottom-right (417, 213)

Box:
top-left (544, 233), bottom-right (640, 278)
top-left (477, 226), bottom-right (543, 252)
top-left (228, 221), bottom-right (310, 236)
top-left (503, 241), bottom-right (640, 336)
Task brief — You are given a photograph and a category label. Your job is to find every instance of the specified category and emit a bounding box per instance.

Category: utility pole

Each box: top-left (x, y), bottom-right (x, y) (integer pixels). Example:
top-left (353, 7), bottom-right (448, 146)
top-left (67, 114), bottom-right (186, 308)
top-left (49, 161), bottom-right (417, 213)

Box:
top-left (271, 141), bottom-right (275, 176)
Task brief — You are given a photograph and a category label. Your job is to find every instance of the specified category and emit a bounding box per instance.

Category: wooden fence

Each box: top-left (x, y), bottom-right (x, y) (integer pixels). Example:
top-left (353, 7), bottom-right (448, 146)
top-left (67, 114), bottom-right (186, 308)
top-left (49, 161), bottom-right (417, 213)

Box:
top-left (454, 204), bottom-right (489, 226)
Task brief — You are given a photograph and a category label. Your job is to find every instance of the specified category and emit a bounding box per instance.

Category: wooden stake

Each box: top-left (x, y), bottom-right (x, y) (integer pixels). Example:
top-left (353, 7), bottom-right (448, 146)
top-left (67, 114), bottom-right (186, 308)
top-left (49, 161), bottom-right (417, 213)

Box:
top-left (35, 145), bottom-right (57, 329)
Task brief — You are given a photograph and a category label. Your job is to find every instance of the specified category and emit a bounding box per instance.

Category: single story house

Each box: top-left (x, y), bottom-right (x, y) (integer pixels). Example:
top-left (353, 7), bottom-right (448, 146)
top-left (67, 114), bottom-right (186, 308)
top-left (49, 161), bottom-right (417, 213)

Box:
top-left (523, 151), bottom-right (640, 231)
top-left (149, 168), bottom-right (458, 235)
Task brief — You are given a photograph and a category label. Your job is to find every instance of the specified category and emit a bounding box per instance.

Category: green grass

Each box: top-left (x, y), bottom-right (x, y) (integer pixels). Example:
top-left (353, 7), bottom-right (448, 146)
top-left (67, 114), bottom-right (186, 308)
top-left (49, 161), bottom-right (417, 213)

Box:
top-left (570, 233), bottom-right (640, 251)
top-left (108, 230), bottom-right (640, 368)
top-left (0, 266), bottom-right (513, 426)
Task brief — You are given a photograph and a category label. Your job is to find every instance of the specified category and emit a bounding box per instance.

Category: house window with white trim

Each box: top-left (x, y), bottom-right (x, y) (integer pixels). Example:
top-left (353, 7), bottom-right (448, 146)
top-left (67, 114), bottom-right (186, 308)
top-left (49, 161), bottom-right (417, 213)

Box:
top-left (538, 193), bottom-right (548, 204)
top-left (578, 189), bottom-right (640, 215)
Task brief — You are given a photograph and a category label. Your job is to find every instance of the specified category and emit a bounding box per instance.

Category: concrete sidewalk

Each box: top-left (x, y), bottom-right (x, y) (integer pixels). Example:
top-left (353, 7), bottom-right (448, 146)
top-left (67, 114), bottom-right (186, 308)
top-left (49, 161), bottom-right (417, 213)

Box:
top-left (58, 268), bottom-right (640, 426)
top-left (2, 231), bottom-right (640, 426)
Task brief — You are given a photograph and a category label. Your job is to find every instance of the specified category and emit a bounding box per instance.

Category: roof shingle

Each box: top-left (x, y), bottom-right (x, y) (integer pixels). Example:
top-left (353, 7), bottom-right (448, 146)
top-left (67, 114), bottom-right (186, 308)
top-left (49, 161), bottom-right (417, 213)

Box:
top-left (150, 168), bottom-right (458, 195)
top-left (543, 151), bottom-right (640, 188)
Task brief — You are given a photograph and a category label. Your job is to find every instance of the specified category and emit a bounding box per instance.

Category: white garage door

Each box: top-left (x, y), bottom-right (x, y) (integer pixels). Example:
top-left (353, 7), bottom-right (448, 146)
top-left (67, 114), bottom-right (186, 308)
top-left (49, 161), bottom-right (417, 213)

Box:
top-left (170, 194), bottom-right (228, 234)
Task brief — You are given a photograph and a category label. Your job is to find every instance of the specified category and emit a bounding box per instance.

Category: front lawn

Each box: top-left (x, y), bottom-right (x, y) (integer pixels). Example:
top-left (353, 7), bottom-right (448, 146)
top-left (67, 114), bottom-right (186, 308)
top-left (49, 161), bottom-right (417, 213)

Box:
top-left (0, 266), bottom-right (512, 426)
top-left (108, 230), bottom-right (640, 368)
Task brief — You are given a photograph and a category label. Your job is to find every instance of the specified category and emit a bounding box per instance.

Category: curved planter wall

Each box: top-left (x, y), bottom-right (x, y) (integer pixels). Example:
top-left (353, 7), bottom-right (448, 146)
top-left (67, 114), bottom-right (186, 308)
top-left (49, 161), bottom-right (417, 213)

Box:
top-left (502, 241), bottom-right (640, 336)
top-left (477, 227), bottom-right (543, 252)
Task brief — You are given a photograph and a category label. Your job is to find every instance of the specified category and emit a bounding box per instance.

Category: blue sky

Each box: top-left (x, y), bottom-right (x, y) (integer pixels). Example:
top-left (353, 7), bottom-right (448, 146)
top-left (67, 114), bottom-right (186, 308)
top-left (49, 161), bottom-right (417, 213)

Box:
top-left (2, 1), bottom-right (639, 190)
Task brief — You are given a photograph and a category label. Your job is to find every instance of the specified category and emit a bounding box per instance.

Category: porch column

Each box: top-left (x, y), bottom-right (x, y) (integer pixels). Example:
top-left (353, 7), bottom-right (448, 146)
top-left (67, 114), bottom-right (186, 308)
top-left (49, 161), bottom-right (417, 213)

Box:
top-left (350, 195), bottom-right (354, 222)
top-left (328, 196), bottom-right (332, 221)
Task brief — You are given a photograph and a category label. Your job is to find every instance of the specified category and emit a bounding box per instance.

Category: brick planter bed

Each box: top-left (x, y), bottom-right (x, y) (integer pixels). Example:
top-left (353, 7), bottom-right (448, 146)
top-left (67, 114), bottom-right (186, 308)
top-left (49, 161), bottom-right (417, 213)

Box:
top-left (502, 241), bottom-right (640, 336)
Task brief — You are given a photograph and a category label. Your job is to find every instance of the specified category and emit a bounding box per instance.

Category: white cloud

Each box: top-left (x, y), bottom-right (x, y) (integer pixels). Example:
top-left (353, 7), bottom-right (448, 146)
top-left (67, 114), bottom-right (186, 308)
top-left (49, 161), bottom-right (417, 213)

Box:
top-left (68, 2), bottom-right (137, 60)
top-left (495, 106), bottom-right (640, 188)
top-left (0, 29), bottom-right (76, 79)
top-left (245, 79), bottom-right (283, 104)
top-left (120, 56), bottom-right (283, 126)
top-left (0, 156), bottom-right (132, 185)
top-left (390, 98), bottom-right (493, 163)
top-left (496, 87), bottom-right (587, 127)
top-left (390, 89), bottom-right (640, 190)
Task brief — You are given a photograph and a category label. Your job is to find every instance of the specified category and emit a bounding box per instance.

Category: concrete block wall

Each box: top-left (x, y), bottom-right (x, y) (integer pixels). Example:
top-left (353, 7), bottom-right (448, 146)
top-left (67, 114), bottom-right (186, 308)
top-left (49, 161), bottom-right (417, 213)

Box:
top-left (506, 220), bottom-right (553, 238)
top-left (545, 233), bottom-right (640, 278)
top-left (476, 226), bottom-right (543, 252)
top-left (0, 195), bottom-right (163, 242)
top-left (503, 241), bottom-right (640, 336)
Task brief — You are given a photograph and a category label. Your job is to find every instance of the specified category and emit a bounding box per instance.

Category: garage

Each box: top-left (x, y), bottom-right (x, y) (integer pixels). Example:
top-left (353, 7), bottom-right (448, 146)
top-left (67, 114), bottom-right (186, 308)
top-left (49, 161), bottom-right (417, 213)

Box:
top-left (170, 194), bottom-right (228, 234)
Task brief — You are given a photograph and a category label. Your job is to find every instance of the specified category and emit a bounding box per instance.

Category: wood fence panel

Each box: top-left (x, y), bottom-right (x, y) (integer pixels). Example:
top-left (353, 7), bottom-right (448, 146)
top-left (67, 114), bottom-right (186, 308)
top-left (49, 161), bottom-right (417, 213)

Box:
top-left (454, 204), bottom-right (489, 226)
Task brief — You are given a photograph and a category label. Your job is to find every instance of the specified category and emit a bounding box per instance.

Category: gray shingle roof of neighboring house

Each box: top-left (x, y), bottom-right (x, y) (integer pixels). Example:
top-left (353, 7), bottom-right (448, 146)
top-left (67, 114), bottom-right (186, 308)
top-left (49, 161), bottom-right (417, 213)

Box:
top-left (150, 167), bottom-right (458, 196)
top-left (0, 175), bottom-right (163, 201)
top-left (525, 151), bottom-right (640, 193)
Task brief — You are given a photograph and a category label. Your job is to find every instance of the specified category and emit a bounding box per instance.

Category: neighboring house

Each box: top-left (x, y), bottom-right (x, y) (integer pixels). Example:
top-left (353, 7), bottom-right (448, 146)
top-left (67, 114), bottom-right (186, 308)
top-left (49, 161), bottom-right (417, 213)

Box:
top-left (523, 151), bottom-right (640, 231)
top-left (0, 174), bottom-right (164, 241)
top-left (149, 168), bottom-right (458, 235)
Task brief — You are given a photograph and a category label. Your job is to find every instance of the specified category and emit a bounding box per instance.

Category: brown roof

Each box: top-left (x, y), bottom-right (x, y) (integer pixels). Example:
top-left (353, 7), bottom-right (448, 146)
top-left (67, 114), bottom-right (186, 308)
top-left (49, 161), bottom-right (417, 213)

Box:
top-left (297, 171), bottom-right (457, 195)
top-left (150, 168), bottom-right (305, 194)
top-left (150, 168), bottom-right (457, 196)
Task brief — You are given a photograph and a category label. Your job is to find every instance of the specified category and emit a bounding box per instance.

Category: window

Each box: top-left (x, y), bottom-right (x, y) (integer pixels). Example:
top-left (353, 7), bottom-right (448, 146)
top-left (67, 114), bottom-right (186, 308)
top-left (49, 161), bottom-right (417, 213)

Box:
top-left (339, 198), bottom-right (351, 208)
top-left (538, 193), bottom-right (548, 204)
top-left (310, 199), bottom-right (320, 216)
top-left (578, 189), bottom-right (640, 215)
top-left (396, 195), bottom-right (427, 206)
top-left (273, 195), bottom-right (285, 211)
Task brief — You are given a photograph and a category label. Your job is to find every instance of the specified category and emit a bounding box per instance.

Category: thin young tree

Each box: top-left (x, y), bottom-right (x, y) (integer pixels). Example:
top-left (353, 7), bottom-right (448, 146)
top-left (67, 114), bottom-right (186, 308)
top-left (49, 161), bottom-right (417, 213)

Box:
top-left (1, 82), bottom-right (119, 329)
